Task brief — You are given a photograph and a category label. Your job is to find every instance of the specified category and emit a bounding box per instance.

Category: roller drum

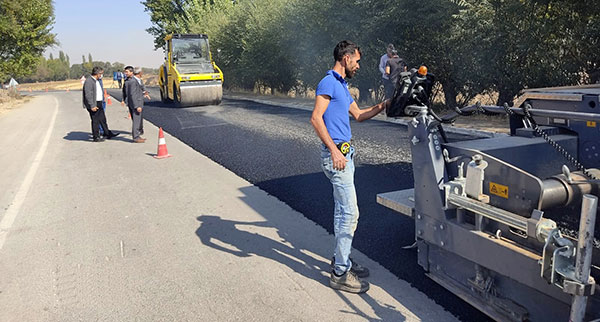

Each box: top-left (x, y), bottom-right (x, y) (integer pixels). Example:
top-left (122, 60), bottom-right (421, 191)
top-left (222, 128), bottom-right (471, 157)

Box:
top-left (179, 82), bottom-right (222, 107)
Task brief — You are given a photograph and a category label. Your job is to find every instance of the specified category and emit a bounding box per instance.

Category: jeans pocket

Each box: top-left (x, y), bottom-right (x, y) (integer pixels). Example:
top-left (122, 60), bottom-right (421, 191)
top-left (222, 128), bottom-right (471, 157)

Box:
top-left (322, 157), bottom-right (333, 172)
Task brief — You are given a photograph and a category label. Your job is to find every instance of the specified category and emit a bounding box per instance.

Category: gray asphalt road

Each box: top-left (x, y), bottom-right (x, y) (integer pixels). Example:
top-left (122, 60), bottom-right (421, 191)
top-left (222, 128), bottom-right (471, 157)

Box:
top-left (0, 92), bottom-right (461, 321)
top-left (108, 86), bottom-right (491, 322)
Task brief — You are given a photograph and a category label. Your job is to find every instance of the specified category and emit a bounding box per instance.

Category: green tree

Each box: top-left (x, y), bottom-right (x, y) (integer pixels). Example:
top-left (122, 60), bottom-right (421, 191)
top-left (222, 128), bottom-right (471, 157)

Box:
top-left (457, 0), bottom-right (593, 105)
top-left (84, 53), bottom-right (93, 72)
top-left (215, 0), bottom-right (297, 92)
top-left (0, 0), bottom-right (56, 81)
top-left (142, 0), bottom-right (188, 49)
top-left (46, 57), bottom-right (69, 81)
top-left (143, 0), bottom-right (235, 49)
top-left (282, 0), bottom-right (357, 97)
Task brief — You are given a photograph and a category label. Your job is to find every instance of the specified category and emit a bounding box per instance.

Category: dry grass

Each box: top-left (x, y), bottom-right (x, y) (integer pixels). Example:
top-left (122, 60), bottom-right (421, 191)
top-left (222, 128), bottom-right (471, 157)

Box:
top-left (16, 74), bottom-right (159, 91)
top-left (0, 89), bottom-right (30, 117)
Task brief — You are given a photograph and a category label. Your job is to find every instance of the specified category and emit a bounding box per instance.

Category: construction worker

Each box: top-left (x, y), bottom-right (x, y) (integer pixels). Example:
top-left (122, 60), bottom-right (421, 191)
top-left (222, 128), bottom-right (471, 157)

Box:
top-left (385, 49), bottom-right (408, 96)
top-left (310, 40), bottom-right (390, 294)
top-left (379, 44), bottom-right (395, 99)
top-left (117, 71), bottom-right (123, 88)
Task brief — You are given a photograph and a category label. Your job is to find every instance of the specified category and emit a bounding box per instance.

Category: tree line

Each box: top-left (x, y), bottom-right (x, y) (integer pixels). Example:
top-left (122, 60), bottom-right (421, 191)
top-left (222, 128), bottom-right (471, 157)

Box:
top-left (19, 52), bottom-right (128, 83)
top-left (143, 0), bottom-right (600, 106)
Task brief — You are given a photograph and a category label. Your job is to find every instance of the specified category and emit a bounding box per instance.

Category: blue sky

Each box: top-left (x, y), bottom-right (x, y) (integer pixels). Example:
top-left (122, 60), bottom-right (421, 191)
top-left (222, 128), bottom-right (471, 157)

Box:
top-left (45, 1), bottom-right (165, 68)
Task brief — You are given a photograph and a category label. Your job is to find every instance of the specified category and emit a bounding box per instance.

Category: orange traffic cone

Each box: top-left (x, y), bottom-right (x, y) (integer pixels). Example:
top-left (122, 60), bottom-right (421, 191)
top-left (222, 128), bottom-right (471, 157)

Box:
top-left (45, 88), bottom-right (48, 92)
top-left (107, 96), bottom-right (112, 105)
top-left (29, 88), bottom-right (32, 92)
top-left (66, 88), bottom-right (69, 92)
top-left (154, 127), bottom-right (171, 159)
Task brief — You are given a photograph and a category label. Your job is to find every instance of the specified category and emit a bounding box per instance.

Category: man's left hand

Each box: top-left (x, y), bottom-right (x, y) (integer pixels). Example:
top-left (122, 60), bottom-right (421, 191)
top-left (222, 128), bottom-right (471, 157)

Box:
top-left (136, 107), bottom-right (142, 113)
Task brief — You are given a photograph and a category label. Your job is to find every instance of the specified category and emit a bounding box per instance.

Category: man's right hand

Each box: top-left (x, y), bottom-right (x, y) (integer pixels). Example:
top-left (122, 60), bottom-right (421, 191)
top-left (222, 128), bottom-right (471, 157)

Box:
top-left (331, 148), bottom-right (348, 171)
top-left (120, 101), bottom-right (125, 106)
top-left (91, 107), bottom-right (99, 112)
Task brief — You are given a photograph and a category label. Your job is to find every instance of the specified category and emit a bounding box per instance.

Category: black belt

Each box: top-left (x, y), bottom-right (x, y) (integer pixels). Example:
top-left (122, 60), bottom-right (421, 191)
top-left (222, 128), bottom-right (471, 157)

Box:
top-left (336, 141), bottom-right (351, 156)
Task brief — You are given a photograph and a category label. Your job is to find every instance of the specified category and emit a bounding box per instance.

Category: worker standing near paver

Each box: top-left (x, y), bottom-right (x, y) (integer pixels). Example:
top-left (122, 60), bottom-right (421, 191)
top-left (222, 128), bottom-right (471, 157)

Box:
top-left (379, 44), bottom-right (395, 99)
top-left (310, 40), bottom-right (390, 294)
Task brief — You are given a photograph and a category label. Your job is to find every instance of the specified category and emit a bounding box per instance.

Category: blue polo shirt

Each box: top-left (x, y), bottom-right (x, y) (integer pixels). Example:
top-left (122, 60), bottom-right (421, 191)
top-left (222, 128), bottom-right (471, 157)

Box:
top-left (316, 70), bottom-right (354, 143)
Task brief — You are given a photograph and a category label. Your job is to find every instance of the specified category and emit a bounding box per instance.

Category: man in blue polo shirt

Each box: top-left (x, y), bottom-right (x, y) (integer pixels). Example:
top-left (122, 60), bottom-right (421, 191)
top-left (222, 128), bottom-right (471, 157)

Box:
top-left (310, 40), bottom-right (390, 293)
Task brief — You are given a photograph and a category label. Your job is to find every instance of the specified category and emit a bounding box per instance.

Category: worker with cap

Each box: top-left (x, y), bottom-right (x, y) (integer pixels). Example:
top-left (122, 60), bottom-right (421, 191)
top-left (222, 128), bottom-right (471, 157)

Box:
top-left (379, 43), bottom-right (395, 99)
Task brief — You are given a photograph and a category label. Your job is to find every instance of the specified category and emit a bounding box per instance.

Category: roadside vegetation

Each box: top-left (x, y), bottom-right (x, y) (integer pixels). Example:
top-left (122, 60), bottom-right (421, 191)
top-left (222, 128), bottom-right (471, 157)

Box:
top-left (143, 0), bottom-right (600, 106)
top-left (2, 1), bottom-right (599, 110)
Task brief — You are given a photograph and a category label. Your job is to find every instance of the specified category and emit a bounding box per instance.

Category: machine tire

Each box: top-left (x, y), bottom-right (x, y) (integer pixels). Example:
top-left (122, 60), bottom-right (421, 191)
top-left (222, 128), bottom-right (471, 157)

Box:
top-left (160, 80), bottom-right (172, 104)
top-left (173, 83), bottom-right (181, 106)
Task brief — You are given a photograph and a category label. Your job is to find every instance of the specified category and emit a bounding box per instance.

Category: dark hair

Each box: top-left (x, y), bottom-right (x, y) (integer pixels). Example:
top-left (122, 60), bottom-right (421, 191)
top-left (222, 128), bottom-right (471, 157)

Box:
top-left (91, 66), bottom-right (104, 75)
top-left (124, 66), bottom-right (134, 72)
top-left (387, 44), bottom-right (395, 55)
top-left (333, 40), bottom-right (361, 62)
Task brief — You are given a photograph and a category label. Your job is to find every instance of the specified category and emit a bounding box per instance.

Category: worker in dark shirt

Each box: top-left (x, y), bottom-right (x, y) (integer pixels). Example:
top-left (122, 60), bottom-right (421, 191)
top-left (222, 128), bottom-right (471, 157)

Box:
top-left (385, 50), bottom-right (407, 98)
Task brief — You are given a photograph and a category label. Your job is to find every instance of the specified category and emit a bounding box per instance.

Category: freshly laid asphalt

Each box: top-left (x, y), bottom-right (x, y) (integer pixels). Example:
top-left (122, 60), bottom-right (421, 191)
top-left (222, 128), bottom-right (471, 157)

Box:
top-left (109, 87), bottom-right (491, 322)
top-left (0, 89), bottom-right (490, 321)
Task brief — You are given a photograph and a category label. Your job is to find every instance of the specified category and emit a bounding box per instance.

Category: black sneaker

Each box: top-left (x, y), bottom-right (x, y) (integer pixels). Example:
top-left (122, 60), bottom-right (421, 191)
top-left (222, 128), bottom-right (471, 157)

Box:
top-left (330, 270), bottom-right (369, 293)
top-left (330, 257), bottom-right (370, 278)
top-left (93, 137), bottom-right (105, 142)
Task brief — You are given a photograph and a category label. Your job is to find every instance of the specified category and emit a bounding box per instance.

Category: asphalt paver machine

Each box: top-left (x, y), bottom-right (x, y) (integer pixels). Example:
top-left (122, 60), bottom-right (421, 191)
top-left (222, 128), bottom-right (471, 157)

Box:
top-left (378, 68), bottom-right (600, 321)
top-left (159, 33), bottom-right (223, 106)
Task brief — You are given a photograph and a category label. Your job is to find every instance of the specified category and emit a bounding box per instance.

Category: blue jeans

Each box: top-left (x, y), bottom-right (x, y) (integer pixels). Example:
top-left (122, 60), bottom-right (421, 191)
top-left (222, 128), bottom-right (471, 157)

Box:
top-left (321, 144), bottom-right (359, 275)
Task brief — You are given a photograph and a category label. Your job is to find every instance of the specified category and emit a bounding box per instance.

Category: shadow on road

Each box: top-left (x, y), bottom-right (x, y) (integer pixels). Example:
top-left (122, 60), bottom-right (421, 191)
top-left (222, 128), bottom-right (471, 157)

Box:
top-left (194, 184), bottom-right (410, 321)
top-left (63, 131), bottom-right (91, 141)
top-left (63, 131), bottom-right (131, 143)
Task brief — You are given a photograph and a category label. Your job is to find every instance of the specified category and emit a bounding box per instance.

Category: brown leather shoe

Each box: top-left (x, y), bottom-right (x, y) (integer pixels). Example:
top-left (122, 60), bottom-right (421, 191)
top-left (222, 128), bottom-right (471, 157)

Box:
top-left (133, 138), bottom-right (146, 143)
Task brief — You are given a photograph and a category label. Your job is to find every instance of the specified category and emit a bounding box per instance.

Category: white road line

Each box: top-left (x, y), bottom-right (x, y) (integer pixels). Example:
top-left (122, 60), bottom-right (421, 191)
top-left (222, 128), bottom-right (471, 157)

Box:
top-left (0, 96), bottom-right (59, 251)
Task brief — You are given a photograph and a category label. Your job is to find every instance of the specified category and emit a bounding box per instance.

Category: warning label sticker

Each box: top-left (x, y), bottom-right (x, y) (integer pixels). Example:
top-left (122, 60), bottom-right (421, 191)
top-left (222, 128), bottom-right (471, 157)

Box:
top-left (587, 121), bottom-right (597, 128)
top-left (489, 182), bottom-right (509, 199)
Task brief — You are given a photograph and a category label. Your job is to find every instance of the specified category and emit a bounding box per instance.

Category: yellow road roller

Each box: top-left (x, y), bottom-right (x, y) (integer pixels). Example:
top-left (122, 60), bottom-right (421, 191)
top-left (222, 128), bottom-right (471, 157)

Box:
top-left (159, 34), bottom-right (223, 106)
